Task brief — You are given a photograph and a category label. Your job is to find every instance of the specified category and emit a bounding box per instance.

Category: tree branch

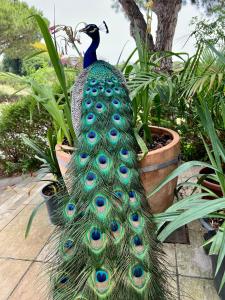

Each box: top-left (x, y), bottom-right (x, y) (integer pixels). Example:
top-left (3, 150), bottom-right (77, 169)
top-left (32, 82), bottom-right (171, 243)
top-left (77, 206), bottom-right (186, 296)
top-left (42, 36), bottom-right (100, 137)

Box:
top-left (118, 0), bottom-right (155, 50)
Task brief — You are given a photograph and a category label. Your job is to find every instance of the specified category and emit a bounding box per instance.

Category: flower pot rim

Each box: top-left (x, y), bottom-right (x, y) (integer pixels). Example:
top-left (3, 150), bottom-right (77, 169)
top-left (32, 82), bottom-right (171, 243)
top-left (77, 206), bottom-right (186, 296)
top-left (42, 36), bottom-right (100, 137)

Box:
top-left (55, 126), bottom-right (180, 161)
top-left (199, 167), bottom-right (222, 191)
top-left (139, 126), bottom-right (180, 158)
top-left (41, 182), bottom-right (57, 199)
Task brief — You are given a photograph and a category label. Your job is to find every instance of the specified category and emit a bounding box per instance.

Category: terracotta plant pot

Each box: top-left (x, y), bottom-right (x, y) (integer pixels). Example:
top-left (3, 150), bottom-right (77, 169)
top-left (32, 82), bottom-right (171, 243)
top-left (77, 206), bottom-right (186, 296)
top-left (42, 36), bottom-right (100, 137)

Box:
top-left (55, 126), bottom-right (180, 213)
top-left (199, 167), bottom-right (223, 199)
top-left (139, 126), bottom-right (180, 213)
top-left (55, 144), bottom-right (75, 177)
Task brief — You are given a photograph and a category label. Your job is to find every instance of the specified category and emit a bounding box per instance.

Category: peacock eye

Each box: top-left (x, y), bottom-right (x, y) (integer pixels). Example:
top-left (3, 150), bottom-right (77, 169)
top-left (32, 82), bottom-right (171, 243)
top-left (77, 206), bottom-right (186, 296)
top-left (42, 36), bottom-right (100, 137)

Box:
top-left (89, 27), bottom-right (97, 33)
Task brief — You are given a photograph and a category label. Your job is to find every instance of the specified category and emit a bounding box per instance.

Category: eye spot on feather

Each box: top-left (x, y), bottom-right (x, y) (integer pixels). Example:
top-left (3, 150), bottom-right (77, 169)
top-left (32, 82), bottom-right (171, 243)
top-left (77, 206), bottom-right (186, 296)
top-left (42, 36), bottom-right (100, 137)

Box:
top-left (113, 87), bottom-right (121, 95)
top-left (113, 114), bottom-right (120, 121)
top-left (96, 270), bottom-right (108, 282)
top-left (63, 239), bottom-right (75, 257)
top-left (79, 153), bottom-right (89, 164)
top-left (91, 228), bottom-right (101, 241)
top-left (131, 212), bottom-right (139, 222)
top-left (86, 113), bottom-right (95, 125)
top-left (129, 191), bottom-right (136, 203)
top-left (105, 88), bottom-right (113, 97)
top-left (110, 129), bottom-right (117, 136)
top-left (110, 220), bottom-right (119, 232)
top-left (86, 171), bottom-right (96, 187)
top-left (133, 265), bottom-right (144, 278)
top-left (87, 130), bottom-right (97, 145)
top-left (111, 98), bottom-right (121, 109)
top-left (65, 203), bottom-right (76, 220)
top-left (133, 235), bottom-right (143, 246)
top-left (120, 149), bottom-right (129, 160)
top-left (85, 87), bottom-right (91, 95)
top-left (95, 102), bottom-right (104, 113)
top-left (115, 191), bottom-right (123, 199)
top-left (85, 99), bottom-right (93, 108)
top-left (58, 275), bottom-right (69, 286)
top-left (91, 87), bottom-right (99, 96)
top-left (106, 79), bottom-right (113, 86)
top-left (88, 131), bottom-right (96, 138)
top-left (64, 239), bottom-right (74, 249)
top-left (87, 113), bottom-right (94, 120)
top-left (94, 269), bottom-right (110, 294)
top-left (119, 165), bottom-right (128, 175)
top-left (111, 76), bottom-right (118, 84)
top-left (130, 265), bottom-right (147, 289)
top-left (95, 196), bottom-right (105, 207)
top-left (90, 79), bottom-right (98, 86)
top-left (112, 113), bottom-right (122, 125)
top-left (97, 155), bottom-right (108, 170)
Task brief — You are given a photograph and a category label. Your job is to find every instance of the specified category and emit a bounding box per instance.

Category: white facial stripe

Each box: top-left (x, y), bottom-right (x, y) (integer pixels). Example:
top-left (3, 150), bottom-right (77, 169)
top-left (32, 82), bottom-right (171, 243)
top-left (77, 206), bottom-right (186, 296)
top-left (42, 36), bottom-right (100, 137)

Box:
top-left (89, 28), bottom-right (97, 33)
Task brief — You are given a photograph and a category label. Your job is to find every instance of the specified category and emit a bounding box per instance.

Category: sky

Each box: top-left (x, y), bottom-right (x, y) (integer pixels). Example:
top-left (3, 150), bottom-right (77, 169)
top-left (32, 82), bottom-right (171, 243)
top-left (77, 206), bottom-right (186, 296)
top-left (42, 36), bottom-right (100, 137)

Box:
top-left (25, 0), bottom-right (202, 64)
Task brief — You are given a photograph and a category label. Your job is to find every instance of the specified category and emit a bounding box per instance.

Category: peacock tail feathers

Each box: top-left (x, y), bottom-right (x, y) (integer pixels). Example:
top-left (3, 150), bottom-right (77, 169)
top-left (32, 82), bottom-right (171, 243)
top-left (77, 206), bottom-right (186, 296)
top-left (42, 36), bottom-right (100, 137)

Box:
top-left (48, 60), bottom-right (173, 300)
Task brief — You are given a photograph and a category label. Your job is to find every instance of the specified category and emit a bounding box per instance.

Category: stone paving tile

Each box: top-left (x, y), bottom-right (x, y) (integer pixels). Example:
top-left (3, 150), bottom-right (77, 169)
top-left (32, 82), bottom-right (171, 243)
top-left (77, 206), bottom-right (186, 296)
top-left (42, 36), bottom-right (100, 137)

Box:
top-left (162, 243), bottom-right (177, 275)
top-left (188, 220), bottom-right (205, 233)
top-left (37, 236), bottom-right (57, 263)
top-left (0, 258), bottom-right (31, 300)
top-left (176, 219), bottom-right (213, 279)
top-left (0, 205), bottom-right (26, 232)
top-left (9, 262), bottom-right (51, 300)
top-left (0, 205), bottom-right (54, 260)
top-left (167, 275), bottom-right (179, 299)
top-left (179, 276), bottom-right (220, 300)
top-left (176, 242), bottom-right (212, 279)
top-left (0, 173), bottom-right (221, 300)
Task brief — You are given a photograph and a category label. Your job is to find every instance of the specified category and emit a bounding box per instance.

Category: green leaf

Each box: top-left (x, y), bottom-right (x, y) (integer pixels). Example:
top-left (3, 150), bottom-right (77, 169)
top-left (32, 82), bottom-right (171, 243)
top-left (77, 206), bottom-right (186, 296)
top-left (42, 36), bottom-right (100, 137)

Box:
top-left (24, 50), bottom-right (47, 61)
top-left (30, 14), bottom-right (68, 104)
top-left (134, 129), bottom-right (148, 159)
top-left (209, 230), bottom-right (223, 255)
top-left (25, 199), bottom-right (46, 238)
top-left (219, 269), bottom-right (225, 293)
top-left (22, 135), bottom-right (49, 161)
top-left (147, 160), bottom-right (222, 198)
top-left (216, 224), bottom-right (225, 275)
top-left (157, 198), bottom-right (225, 242)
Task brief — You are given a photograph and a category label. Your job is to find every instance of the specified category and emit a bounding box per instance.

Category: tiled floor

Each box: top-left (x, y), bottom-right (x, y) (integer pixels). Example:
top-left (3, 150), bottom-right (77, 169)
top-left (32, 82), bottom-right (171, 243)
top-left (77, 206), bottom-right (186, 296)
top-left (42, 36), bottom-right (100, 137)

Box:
top-left (0, 171), bottom-right (220, 300)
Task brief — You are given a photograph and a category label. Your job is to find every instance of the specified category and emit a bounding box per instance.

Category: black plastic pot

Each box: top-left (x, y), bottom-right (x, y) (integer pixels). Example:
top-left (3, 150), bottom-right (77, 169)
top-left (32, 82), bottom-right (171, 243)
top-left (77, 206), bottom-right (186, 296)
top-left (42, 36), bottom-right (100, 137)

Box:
top-left (200, 218), bottom-right (225, 299)
top-left (41, 183), bottom-right (62, 226)
top-left (211, 255), bottom-right (225, 299)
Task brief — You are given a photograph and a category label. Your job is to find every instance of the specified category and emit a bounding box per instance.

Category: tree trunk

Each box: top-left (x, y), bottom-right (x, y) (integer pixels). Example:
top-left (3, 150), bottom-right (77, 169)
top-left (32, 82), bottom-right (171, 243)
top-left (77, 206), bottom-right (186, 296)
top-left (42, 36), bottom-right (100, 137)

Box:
top-left (118, 0), bottom-right (182, 71)
top-left (118, 0), bottom-right (155, 51)
top-left (152, 0), bottom-right (182, 70)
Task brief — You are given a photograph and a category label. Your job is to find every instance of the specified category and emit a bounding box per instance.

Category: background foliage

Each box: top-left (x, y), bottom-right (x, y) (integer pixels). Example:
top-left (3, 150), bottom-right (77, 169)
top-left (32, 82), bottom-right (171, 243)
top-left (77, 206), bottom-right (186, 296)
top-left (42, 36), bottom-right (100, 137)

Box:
top-left (0, 95), bottom-right (51, 176)
top-left (0, 0), bottom-right (48, 58)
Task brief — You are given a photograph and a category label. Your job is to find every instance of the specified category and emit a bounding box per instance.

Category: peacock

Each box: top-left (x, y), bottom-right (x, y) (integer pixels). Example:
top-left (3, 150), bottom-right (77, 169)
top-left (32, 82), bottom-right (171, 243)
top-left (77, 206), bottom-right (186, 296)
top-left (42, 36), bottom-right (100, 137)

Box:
top-left (49, 22), bottom-right (172, 300)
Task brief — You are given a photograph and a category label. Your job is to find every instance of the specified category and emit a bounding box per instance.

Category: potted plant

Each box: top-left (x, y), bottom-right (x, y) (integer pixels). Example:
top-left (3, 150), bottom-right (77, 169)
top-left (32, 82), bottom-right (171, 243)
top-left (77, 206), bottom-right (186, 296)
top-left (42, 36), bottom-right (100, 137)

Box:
top-left (22, 130), bottom-right (65, 236)
top-left (55, 126), bottom-right (180, 214)
top-left (202, 217), bottom-right (225, 299)
top-left (150, 101), bottom-right (225, 296)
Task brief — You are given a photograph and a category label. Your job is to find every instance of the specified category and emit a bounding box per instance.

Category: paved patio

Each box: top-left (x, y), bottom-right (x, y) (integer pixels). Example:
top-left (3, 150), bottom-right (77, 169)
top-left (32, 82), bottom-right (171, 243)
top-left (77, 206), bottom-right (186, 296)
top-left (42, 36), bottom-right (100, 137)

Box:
top-left (0, 171), bottom-right (220, 300)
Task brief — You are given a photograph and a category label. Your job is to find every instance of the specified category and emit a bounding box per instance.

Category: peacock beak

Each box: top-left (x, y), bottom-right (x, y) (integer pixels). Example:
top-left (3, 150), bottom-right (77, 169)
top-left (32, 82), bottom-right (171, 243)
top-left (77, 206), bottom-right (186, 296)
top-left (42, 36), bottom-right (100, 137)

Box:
top-left (79, 27), bottom-right (87, 33)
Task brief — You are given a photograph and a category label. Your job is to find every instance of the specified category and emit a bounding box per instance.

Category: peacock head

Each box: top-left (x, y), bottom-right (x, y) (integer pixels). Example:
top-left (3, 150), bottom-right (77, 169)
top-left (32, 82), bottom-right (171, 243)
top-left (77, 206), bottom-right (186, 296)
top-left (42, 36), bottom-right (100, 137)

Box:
top-left (79, 24), bottom-right (100, 39)
top-left (79, 22), bottom-right (109, 39)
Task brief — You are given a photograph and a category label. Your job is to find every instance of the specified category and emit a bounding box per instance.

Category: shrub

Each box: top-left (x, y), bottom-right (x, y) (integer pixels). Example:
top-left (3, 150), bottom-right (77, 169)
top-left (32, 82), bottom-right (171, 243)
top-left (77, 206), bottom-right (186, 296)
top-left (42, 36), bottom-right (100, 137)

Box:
top-left (0, 95), bottom-right (51, 176)
top-left (2, 56), bottom-right (23, 75)
top-left (22, 53), bottom-right (50, 76)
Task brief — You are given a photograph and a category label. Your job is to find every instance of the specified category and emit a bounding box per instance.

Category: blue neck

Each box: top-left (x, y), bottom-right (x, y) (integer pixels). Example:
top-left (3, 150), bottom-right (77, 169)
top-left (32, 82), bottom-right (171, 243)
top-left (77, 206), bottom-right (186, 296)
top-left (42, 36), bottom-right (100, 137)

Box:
top-left (83, 35), bottom-right (100, 69)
